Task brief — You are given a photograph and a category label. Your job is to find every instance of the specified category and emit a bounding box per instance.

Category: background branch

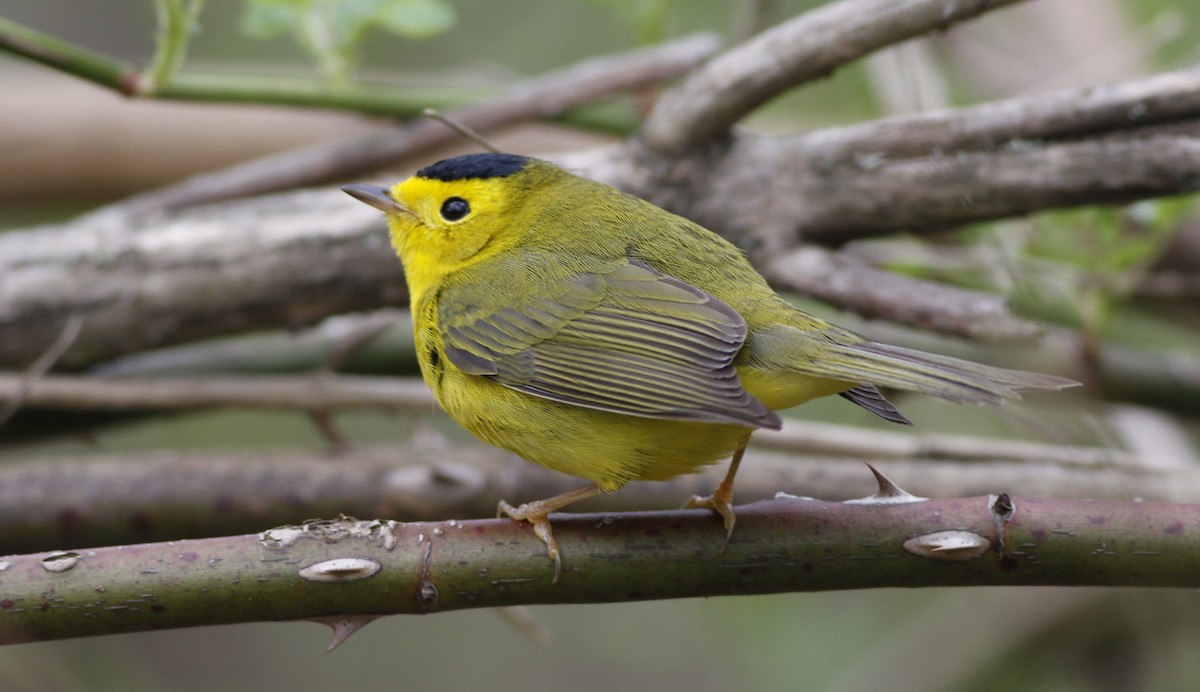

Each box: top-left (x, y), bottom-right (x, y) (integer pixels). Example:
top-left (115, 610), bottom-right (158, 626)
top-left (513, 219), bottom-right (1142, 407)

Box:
top-left (5, 105), bottom-right (1198, 369)
top-left (639, 0), bottom-right (1029, 156)
top-left (1, 438), bottom-right (1192, 556)
top-left (763, 246), bottom-right (1044, 341)
top-left (0, 373), bottom-right (433, 412)
top-left (0, 14), bottom-right (479, 116)
top-left (86, 33), bottom-right (719, 219)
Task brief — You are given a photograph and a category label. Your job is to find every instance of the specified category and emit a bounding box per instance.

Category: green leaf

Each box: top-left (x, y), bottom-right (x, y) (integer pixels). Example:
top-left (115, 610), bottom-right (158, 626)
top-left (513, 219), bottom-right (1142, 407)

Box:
top-left (374, 0), bottom-right (456, 39)
top-left (240, 0), bottom-right (457, 81)
top-left (241, 0), bottom-right (302, 38)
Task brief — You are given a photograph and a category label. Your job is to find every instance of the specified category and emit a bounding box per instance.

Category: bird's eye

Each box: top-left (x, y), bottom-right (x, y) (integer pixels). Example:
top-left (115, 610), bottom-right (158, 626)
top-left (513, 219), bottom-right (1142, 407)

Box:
top-left (440, 197), bottom-right (470, 221)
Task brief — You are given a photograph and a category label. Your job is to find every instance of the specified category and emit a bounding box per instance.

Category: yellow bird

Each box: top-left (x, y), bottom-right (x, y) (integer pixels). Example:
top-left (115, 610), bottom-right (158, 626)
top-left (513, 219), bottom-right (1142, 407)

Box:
top-left (344, 153), bottom-right (1074, 580)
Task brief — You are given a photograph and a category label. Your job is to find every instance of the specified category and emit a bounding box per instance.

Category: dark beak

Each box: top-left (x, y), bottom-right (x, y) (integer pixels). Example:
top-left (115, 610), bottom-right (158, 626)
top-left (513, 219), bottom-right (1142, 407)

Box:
top-left (341, 184), bottom-right (411, 216)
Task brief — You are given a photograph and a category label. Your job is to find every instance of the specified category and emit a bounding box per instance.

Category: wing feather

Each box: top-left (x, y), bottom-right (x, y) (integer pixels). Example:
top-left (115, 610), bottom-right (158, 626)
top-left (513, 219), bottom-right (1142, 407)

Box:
top-left (438, 257), bottom-right (779, 429)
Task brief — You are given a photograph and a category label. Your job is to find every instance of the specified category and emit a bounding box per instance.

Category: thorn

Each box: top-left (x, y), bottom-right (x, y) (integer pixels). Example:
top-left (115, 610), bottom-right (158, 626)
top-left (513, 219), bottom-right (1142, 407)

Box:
top-left (495, 606), bottom-right (552, 645)
top-left (310, 615), bottom-right (381, 653)
top-left (843, 463), bottom-right (928, 505)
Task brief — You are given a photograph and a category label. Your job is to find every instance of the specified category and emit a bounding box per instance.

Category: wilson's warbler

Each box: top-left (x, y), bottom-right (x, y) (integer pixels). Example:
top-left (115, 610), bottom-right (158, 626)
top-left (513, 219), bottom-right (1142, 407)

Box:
top-left (344, 152), bottom-right (1075, 581)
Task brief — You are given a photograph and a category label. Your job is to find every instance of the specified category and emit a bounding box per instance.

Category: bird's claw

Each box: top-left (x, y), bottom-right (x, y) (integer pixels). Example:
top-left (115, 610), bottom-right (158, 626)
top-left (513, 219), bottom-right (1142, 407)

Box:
top-left (683, 492), bottom-right (737, 552)
top-left (498, 499), bottom-right (563, 584)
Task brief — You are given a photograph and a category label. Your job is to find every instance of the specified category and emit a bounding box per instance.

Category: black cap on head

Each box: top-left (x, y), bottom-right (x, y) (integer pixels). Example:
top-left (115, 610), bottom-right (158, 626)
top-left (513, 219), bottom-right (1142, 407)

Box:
top-left (416, 153), bottom-right (530, 182)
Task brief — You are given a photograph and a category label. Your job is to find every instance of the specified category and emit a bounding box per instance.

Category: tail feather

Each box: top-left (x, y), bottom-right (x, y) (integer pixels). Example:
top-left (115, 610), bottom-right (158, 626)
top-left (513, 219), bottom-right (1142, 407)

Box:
top-left (808, 340), bottom-right (1077, 406)
top-left (839, 384), bottom-right (913, 425)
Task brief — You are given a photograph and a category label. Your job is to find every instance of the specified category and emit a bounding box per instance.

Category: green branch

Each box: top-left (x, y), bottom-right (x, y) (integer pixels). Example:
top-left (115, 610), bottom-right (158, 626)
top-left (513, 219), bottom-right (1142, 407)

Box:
top-left (1, 496), bottom-right (1197, 644)
top-left (0, 13), bottom-right (481, 116)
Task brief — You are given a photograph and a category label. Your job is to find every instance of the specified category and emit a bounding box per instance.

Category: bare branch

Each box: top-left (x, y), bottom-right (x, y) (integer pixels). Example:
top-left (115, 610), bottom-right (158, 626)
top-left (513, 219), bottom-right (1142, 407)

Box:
top-left (3, 496), bottom-right (1199, 643)
top-left (611, 126), bottom-right (1200, 250)
top-left (0, 369), bottom-right (1120, 469)
top-left (87, 34), bottom-right (719, 220)
top-left (754, 421), bottom-right (1137, 468)
top-left (779, 130), bottom-right (1200, 243)
top-left (796, 64), bottom-right (1200, 163)
top-left (92, 310), bottom-right (414, 376)
top-left (4, 68), bottom-right (1199, 368)
top-left (0, 373), bottom-right (434, 412)
top-left (640, 0), bottom-right (1028, 156)
top-left (763, 246), bottom-right (1043, 341)
top-left (0, 189), bottom-right (405, 368)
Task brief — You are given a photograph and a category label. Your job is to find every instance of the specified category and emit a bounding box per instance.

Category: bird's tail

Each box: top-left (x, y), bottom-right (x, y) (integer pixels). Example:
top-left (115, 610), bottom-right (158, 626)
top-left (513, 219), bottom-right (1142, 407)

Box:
top-left (801, 339), bottom-right (1078, 406)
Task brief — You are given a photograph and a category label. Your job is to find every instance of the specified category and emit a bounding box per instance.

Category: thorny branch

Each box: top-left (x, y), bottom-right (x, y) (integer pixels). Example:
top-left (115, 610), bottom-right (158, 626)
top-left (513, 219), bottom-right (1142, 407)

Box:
top-left (2, 494), bottom-right (1199, 644)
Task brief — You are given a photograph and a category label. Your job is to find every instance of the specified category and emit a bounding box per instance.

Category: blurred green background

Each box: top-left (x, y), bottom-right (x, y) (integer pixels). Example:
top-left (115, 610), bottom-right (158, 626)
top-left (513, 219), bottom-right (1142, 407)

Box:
top-left (2, 1), bottom-right (1200, 690)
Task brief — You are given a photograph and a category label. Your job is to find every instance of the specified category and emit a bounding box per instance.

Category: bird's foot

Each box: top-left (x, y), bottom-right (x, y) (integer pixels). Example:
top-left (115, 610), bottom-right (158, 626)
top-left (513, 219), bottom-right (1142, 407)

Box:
top-left (497, 498), bottom-right (566, 583)
top-left (683, 485), bottom-right (737, 552)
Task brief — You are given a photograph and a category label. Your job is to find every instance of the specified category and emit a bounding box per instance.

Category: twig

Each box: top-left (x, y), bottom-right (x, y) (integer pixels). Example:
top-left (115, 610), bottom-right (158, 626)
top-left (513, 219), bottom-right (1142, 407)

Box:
top-left (763, 246), bottom-right (1043, 341)
top-left (422, 108), bottom-right (501, 153)
top-left (639, 0), bottom-right (1028, 156)
top-left (0, 367), bottom-right (1121, 467)
top-left (0, 15), bottom-right (479, 116)
top-left (92, 310), bottom-right (414, 377)
top-left (794, 64), bottom-right (1200, 164)
top-left (0, 316), bottom-right (82, 427)
top-left (754, 421), bottom-right (1136, 468)
top-left (83, 33), bottom-right (719, 220)
top-left (0, 373), bottom-right (434, 411)
top-left (3, 496), bottom-right (1199, 643)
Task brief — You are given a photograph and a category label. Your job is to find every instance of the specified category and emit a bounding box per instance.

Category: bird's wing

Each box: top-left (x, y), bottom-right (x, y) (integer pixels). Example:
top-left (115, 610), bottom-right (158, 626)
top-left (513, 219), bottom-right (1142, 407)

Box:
top-left (438, 256), bottom-right (780, 429)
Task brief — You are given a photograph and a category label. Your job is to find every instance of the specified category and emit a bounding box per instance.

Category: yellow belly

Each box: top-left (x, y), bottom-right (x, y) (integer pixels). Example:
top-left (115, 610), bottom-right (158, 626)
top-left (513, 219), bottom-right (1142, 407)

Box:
top-left (435, 367), bottom-right (750, 492)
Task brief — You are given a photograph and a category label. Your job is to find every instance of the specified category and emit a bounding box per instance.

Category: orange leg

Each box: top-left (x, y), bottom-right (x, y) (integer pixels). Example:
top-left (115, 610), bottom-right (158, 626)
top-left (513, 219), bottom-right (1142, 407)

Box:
top-left (683, 440), bottom-right (749, 550)
top-left (498, 483), bottom-right (603, 583)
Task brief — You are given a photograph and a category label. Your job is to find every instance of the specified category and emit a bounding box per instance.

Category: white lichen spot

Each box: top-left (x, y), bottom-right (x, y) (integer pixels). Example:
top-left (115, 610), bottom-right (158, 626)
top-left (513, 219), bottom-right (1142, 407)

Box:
top-left (298, 558), bottom-right (381, 583)
top-left (432, 527), bottom-right (445, 537)
top-left (903, 531), bottom-right (991, 561)
top-left (0, 560), bottom-right (11, 572)
top-left (260, 525), bottom-right (308, 549)
top-left (774, 491), bottom-right (816, 501)
top-left (41, 551), bottom-right (82, 573)
top-left (261, 516), bottom-right (403, 551)
top-left (381, 522), bottom-right (400, 551)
